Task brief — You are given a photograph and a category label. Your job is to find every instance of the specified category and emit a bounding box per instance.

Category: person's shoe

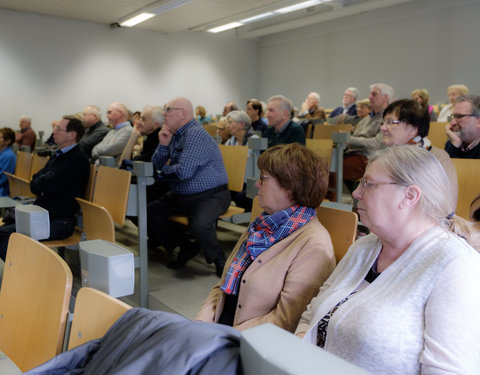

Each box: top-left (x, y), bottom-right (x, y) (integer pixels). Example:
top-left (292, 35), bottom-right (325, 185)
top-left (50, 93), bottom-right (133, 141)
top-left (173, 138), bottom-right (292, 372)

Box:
top-left (167, 241), bottom-right (201, 269)
top-left (214, 251), bottom-right (226, 277)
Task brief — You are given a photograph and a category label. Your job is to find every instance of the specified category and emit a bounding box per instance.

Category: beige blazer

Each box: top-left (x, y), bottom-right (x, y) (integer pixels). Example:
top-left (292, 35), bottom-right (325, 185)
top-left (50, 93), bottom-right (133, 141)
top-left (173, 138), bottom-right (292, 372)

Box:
top-left (196, 218), bottom-right (335, 333)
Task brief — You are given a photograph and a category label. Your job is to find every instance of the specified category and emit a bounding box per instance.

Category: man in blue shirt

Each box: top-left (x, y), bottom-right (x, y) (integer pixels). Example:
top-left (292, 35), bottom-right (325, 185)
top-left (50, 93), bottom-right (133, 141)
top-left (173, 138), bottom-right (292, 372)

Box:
top-left (148, 97), bottom-right (230, 276)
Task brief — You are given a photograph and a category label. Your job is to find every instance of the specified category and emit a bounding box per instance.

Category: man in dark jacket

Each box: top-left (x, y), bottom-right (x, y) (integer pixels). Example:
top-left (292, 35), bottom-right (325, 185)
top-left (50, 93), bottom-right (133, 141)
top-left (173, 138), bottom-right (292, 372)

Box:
top-left (0, 115), bottom-right (90, 260)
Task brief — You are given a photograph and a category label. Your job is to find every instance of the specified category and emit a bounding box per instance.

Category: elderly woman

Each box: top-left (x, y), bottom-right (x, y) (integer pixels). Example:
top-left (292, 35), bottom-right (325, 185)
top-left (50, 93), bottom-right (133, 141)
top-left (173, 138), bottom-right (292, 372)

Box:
top-left (296, 145), bottom-right (480, 374)
top-left (438, 84), bottom-right (469, 121)
top-left (196, 143), bottom-right (335, 333)
top-left (225, 110), bottom-right (257, 146)
top-left (380, 99), bottom-right (458, 204)
top-left (215, 116), bottom-right (230, 144)
top-left (411, 88), bottom-right (438, 121)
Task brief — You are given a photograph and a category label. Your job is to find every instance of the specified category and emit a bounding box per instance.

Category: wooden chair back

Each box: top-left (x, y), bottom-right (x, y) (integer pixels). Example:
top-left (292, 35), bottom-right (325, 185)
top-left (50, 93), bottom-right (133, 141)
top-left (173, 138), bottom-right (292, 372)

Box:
top-left (14, 151), bottom-right (33, 180)
top-left (0, 233), bottom-right (72, 372)
top-left (4, 172), bottom-right (33, 197)
top-left (219, 144), bottom-right (248, 192)
top-left (93, 165), bottom-right (131, 225)
top-left (317, 205), bottom-right (357, 262)
top-left (68, 287), bottom-right (131, 350)
top-left (29, 154), bottom-right (49, 179)
top-left (428, 122), bottom-right (448, 149)
top-left (313, 124), bottom-right (353, 140)
top-left (84, 163), bottom-right (97, 201)
top-left (451, 158), bottom-right (480, 220)
top-left (203, 124), bottom-right (217, 137)
top-left (306, 138), bottom-right (334, 169)
top-left (76, 197), bottom-right (115, 242)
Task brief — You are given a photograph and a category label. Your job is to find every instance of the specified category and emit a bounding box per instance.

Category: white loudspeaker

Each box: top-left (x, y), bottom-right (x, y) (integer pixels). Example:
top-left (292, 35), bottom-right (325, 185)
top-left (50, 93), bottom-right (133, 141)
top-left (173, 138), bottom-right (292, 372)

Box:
top-left (15, 205), bottom-right (50, 240)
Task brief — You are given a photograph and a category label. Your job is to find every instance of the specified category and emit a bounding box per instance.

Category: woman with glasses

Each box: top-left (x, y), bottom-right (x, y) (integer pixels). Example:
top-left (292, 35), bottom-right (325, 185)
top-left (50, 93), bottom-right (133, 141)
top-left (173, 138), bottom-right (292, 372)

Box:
top-left (296, 146), bottom-right (480, 374)
top-left (196, 143), bottom-right (335, 333)
top-left (380, 99), bottom-right (457, 205)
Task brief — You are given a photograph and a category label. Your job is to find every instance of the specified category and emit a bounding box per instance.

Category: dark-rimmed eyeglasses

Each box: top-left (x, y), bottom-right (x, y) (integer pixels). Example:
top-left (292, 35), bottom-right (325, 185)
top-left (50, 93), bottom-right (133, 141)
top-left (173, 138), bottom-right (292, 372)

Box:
top-left (448, 113), bottom-right (476, 122)
top-left (164, 107), bottom-right (183, 114)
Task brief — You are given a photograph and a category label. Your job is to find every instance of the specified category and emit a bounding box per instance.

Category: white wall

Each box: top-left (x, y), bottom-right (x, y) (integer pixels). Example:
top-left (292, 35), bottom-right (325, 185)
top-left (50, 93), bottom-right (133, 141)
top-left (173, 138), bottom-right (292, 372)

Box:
top-left (258, 0), bottom-right (480, 109)
top-left (0, 8), bottom-right (258, 134)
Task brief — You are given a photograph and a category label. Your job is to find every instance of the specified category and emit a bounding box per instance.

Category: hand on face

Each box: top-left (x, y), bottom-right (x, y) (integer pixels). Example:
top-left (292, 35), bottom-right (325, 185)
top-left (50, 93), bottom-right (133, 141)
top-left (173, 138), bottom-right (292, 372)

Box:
top-left (158, 125), bottom-right (174, 146)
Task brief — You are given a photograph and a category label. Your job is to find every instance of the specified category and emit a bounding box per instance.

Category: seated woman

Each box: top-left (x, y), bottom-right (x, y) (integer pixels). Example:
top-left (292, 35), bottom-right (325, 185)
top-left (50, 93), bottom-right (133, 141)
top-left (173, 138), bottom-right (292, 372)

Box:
top-left (438, 84), bottom-right (469, 122)
top-left (411, 88), bottom-right (438, 121)
top-left (380, 98), bottom-right (458, 204)
top-left (296, 145), bottom-right (480, 374)
top-left (215, 116), bottom-right (231, 144)
top-left (195, 105), bottom-right (211, 125)
top-left (327, 98), bottom-right (371, 125)
top-left (197, 143), bottom-right (335, 333)
top-left (0, 127), bottom-right (17, 196)
top-left (225, 110), bottom-right (257, 146)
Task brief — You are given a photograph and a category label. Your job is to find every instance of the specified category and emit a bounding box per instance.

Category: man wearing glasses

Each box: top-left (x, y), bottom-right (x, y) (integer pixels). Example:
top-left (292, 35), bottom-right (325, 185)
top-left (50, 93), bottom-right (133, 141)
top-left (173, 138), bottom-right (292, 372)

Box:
top-left (147, 97), bottom-right (230, 277)
top-left (0, 116), bottom-right (90, 260)
top-left (445, 95), bottom-right (480, 159)
top-left (91, 102), bottom-right (132, 164)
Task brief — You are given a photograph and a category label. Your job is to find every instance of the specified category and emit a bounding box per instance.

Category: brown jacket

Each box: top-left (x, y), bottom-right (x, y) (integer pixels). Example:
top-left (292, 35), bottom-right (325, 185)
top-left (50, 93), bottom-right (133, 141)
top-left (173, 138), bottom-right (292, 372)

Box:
top-left (196, 218), bottom-right (335, 333)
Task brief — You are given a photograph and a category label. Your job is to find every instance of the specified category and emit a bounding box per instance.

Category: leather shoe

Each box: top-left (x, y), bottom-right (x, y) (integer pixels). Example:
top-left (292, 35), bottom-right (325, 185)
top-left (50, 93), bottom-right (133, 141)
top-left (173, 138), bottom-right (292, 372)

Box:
top-left (167, 241), bottom-right (201, 269)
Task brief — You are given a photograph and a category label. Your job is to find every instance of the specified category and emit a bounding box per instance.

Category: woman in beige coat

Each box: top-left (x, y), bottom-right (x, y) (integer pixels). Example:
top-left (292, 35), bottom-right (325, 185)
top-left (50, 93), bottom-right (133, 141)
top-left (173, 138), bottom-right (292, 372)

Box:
top-left (196, 143), bottom-right (335, 333)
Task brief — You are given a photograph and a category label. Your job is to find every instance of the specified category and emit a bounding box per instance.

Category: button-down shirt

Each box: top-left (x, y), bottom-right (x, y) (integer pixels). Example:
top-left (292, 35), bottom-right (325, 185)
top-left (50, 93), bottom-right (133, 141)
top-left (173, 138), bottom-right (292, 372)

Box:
top-left (152, 119), bottom-right (228, 195)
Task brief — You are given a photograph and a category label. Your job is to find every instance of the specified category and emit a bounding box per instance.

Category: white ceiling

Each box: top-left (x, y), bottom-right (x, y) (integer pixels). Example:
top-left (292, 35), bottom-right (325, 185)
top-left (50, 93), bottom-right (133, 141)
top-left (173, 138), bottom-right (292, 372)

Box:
top-left (0, 0), bottom-right (415, 38)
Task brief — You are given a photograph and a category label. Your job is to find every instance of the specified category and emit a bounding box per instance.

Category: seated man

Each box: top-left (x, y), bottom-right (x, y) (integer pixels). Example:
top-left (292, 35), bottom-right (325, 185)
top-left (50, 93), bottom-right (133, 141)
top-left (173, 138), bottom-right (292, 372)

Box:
top-left (343, 83), bottom-right (394, 191)
top-left (328, 87), bottom-right (359, 118)
top-left (15, 115), bottom-right (36, 151)
top-left (0, 127), bottom-right (17, 196)
top-left (80, 105), bottom-right (109, 159)
top-left (297, 92), bottom-right (325, 123)
top-left (246, 99), bottom-right (267, 135)
top-left (91, 102), bottom-right (132, 164)
top-left (147, 97), bottom-right (231, 277)
top-left (444, 95), bottom-right (480, 159)
top-left (264, 95), bottom-right (305, 147)
top-left (0, 116), bottom-right (90, 260)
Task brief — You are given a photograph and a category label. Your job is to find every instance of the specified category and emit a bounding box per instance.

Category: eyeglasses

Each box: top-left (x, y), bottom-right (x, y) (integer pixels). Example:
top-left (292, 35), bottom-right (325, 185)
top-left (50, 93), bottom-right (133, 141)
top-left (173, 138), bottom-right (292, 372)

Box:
top-left (357, 177), bottom-right (400, 196)
top-left (382, 118), bottom-right (402, 128)
top-left (448, 113), bottom-right (476, 122)
top-left (164, 107), bottom-right (183, 114)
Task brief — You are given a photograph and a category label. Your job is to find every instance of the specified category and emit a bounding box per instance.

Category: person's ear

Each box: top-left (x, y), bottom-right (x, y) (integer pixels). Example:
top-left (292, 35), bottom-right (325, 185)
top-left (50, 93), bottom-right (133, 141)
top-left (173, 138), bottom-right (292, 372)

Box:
top-left (401, 184), bottom-right (421, 208)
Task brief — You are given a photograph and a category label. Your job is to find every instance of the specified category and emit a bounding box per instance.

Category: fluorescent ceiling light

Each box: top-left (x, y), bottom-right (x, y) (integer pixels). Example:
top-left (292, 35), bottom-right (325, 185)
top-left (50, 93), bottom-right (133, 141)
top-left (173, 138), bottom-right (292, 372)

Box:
top-left (276, 0), bottom-right (322, 14)
top-left (120, 12), bottom-right (155, 27)
top-left (240, 12), bottom-right (275, 24)
top-left (207, 22), bottom-right (244, 34)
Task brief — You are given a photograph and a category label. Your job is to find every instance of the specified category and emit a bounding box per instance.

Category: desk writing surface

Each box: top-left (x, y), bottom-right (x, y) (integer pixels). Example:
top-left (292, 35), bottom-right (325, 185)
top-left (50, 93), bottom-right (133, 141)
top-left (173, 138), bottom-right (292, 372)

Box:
top-left (0, 197), bottom-right (21, 208)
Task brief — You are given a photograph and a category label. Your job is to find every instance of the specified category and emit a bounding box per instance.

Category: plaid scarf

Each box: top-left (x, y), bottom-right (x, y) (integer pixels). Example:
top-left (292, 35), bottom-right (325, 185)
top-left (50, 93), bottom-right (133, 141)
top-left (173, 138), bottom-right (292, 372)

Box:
top-left (220, 205), bottom-right (316, 295)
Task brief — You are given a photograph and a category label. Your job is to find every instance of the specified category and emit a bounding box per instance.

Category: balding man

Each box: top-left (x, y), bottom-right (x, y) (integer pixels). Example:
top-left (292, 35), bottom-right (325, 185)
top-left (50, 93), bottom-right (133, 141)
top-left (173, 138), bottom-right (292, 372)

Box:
top-left (147, 97), bottom-right (230, 277)
top-left (79, 105), bottom-right (109, 158)
top-left (264, 95), bottom-right (305, 147)
top-left (15, 115), bottom-right (36, 151)
top-left (298, 92), bottom-right (326, 122)
top-left (91, 102), bottom-right (132, 163)
top-left (329, 87), bottom-right (359, 118)
top-left (223, 102), bottom-right (239, 116)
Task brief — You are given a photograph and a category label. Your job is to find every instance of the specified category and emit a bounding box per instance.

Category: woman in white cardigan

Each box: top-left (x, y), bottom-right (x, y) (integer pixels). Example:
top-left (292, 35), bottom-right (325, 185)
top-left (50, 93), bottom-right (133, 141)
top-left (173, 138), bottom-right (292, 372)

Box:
top-left (296, 145), bottom-right (480, 375)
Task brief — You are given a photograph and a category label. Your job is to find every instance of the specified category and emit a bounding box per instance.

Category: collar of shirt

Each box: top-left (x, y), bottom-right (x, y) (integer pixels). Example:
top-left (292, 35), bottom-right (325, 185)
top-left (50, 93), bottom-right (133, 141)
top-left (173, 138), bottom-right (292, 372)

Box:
top-left (463, 136), bottom-right (480, 152)
top-left (173, 118), bottom-right (197, 138)
top-left (276, 120), bottom-right (290, 135)
top-left (114, 121), bottom-right (131, 130)
top-left (59, 143), bottom-right (77, 154)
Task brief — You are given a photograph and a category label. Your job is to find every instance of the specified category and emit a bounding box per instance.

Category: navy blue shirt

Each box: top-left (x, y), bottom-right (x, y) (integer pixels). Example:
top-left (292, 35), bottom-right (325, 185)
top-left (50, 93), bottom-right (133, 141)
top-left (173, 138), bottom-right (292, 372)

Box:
top-left (152, 119), bottom-right (228, 195)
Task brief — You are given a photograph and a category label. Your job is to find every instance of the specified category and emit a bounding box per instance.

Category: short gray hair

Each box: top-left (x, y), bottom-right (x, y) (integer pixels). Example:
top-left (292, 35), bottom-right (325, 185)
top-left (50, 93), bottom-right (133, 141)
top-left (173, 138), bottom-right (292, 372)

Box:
top-left (143, 105), bottom-right (164, 125)
top-left (346, 87), bottom-right (359, 100)
top-left (85, 105), bottom-right (101, 120)
top-left (268, 95), bottom-right (293, 114)
top-left (370, 83), bottom-right (394, 104)
top-left (227, 110), bottom-right (251, 130)
top-left (456, 95), bottom-right (480, 117)
top-left (19, 115), bottom-right (31, 123)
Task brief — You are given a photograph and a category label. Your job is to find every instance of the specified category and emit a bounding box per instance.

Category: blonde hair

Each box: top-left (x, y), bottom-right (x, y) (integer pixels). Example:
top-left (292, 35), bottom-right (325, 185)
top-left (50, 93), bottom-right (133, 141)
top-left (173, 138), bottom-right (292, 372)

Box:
top-left (369, 146), bottom-right (480, 250)
top-left (448, 84), bottom-right (469, 96)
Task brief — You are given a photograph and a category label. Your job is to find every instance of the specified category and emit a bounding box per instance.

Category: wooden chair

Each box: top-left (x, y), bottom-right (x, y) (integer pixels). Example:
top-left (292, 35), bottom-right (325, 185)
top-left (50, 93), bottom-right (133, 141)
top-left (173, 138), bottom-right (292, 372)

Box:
top-left (312, 124), bottom-right (353, 140)
top-left (428, 121), bottom-right (448, 149)
top-left (68, 287), bottom-right (131, 350)
top-left (317, 205), bottom-right (357, 262)
top-left (76, 198), bottom-right (115, 242)
top-left (250, 195), bottom-right (263, 222)
top-left (203, 124), bottom-right (217, 137)
top-left (14, 151), bottom-right (33, 180)
top-left (29, 153), bottom-right (49, 179)
top-left (0, 233), bottom-right (72, 372)
top-left (83, 163), bottom-right (97, 202)
top-left (306, 138), bottom-right (334, 169)
top-left (4, 172), bottom-right (33, 197)
top-left (451, 158), bottom-right (480, 220)
top-left (92, 165), bottom-right (132, 225)
top-left (170, 144), bottom-right (248, 225)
